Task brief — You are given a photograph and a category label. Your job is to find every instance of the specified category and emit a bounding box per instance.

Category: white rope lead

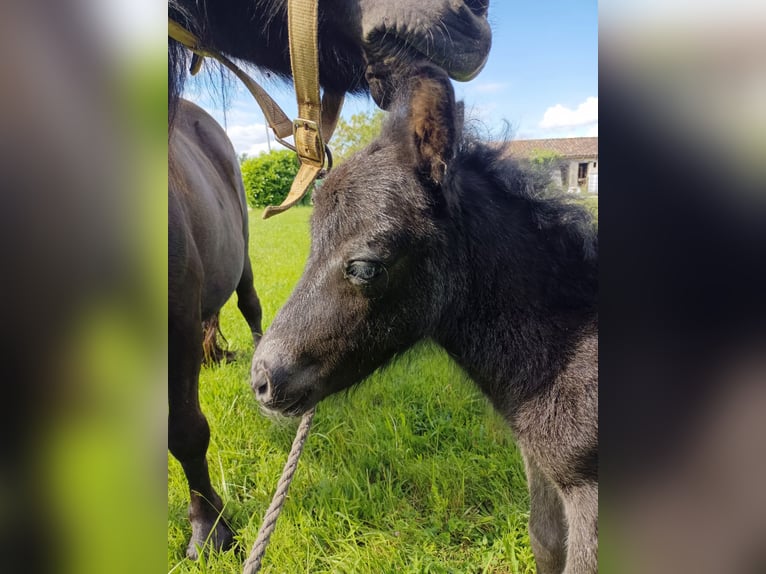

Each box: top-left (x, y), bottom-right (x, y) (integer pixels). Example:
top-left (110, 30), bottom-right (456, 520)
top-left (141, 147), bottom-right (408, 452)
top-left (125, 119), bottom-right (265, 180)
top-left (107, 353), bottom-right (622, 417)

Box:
top-left (243, 407), bottom-right (316, 574)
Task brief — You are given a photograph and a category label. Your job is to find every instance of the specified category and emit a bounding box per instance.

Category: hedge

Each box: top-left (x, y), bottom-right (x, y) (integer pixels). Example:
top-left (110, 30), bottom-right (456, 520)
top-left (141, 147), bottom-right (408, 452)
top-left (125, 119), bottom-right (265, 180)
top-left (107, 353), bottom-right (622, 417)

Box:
top-left (240, 150), bottom-right (301, 207)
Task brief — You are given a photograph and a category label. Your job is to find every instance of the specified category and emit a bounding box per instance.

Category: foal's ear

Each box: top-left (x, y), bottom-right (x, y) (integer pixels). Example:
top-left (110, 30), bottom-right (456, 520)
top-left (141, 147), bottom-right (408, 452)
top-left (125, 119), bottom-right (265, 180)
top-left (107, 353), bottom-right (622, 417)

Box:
top-left (407, 65), bottom-right (458, 185)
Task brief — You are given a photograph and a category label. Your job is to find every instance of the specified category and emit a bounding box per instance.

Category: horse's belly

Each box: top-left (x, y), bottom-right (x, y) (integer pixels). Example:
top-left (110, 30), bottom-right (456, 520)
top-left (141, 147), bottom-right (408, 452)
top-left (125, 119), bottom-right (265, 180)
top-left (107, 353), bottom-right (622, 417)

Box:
top-left (199, 235), bottom-right (246, 319)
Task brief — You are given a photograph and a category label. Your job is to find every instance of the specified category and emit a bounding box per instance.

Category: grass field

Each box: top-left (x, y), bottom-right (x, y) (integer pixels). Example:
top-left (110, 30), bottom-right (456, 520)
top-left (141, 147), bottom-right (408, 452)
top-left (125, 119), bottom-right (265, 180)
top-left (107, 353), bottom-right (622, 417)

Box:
top-left (168, 197), bottom-right (596, 572)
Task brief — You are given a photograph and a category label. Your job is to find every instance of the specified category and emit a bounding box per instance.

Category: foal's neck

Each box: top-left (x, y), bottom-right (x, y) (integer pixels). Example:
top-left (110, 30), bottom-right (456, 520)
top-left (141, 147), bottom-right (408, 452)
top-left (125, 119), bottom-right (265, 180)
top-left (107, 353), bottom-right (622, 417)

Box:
top-left (435, 177), bottom-right (596, 417)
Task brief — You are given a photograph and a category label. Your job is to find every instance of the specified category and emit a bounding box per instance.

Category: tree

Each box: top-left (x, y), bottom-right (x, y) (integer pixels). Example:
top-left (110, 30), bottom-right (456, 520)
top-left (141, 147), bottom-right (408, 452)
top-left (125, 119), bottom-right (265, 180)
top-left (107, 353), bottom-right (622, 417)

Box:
top-left (330, 110), bottom-right (385, 163)
top-left (240, 150), bottom-right (300, 207)
top-left (524, 149), bottom-right (565, 193)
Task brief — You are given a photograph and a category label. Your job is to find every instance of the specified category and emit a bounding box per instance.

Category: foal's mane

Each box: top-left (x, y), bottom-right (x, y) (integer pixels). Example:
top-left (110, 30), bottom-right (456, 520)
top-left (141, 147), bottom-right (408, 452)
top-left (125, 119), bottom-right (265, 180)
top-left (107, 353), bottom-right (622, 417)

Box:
top-left (443, 129), bottom-right (599, 312)
top-left (453, 136), bottom-right (597, 259)
top-left (379, 93), bottom-right (598, 277)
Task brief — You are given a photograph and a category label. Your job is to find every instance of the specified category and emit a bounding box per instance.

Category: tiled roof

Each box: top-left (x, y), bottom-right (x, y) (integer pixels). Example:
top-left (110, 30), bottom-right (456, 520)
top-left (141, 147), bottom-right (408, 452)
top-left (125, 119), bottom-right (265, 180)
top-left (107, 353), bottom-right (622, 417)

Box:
top-left (504, 137), bottom-right (598, 159)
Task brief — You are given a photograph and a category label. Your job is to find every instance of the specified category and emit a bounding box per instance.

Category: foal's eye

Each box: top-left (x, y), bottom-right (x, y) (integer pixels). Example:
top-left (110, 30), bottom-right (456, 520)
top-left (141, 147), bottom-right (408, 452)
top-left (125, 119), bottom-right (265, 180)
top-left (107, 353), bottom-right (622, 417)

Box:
top-left (344, 260), bottom-right (383, 285)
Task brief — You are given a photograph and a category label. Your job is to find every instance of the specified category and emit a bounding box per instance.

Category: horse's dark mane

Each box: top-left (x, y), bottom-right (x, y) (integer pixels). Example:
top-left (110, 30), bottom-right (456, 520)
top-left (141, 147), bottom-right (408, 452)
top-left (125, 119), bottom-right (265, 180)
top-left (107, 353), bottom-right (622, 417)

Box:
top-left (168, 41), bottom-right (188, 128)
top-left (168, 0), bottom-right (275, 128)
top-left (168, 1), bottom-right (193, 126)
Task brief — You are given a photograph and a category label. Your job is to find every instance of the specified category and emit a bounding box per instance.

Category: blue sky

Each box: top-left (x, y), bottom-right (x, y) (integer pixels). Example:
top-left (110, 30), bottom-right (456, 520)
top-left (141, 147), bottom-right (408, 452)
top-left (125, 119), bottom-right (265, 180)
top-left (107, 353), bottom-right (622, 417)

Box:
top-left (188, 1), bottom-right (598, 156)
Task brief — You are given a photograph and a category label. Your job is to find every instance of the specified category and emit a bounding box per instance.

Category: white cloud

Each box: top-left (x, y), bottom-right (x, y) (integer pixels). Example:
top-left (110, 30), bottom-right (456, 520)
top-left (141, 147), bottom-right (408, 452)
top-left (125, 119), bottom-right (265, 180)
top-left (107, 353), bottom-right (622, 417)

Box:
top-left (539, 97), bottom-right (598, 130)
top-left (225, 123), bottom-right (274, 156)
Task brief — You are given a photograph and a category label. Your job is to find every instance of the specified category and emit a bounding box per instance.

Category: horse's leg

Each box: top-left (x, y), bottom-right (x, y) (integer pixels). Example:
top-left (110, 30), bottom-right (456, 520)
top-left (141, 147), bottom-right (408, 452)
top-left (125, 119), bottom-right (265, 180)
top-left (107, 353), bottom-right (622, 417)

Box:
top-left (522, 451), bottom-right (567, 574)
top-left (168, 312), bottom-right (235, 559)
top-left (236, 256), bottom-right (263, 348)
top-left (560, 480), bottom-right (598, 574)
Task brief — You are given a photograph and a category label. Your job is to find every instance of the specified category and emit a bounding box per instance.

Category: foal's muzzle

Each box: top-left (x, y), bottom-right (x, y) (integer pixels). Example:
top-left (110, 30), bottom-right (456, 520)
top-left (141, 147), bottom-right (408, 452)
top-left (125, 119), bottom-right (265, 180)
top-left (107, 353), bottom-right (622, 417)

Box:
top-left (250, 349), bottom-right (319, 416)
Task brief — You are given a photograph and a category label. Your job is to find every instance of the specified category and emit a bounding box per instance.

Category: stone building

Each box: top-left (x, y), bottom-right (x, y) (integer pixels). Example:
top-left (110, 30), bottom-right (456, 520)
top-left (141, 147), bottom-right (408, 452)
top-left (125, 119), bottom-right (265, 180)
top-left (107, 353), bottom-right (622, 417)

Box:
top-left (506, 137), bottom-right (598, 193)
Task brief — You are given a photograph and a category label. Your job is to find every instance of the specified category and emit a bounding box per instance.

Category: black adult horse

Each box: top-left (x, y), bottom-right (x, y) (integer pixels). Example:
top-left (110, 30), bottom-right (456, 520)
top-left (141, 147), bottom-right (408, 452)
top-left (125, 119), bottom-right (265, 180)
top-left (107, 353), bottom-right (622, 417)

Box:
top-left (251, 65), bottom-right (598, 573)
top-left (168, 0), bottom-right (492, 120)
top-left (169, 99), bottom-right (263, 559)
top-left (168, 0), bottom-right (492, 560)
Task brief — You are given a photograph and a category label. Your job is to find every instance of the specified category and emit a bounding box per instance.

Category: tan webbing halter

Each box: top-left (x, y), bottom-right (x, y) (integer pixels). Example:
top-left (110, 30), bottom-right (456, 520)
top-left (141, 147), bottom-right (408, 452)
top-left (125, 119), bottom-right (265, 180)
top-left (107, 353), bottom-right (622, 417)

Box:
top-left (168, 0), bottom-right (343, 218)
top-left (265, 0), bottom-right (342, 218)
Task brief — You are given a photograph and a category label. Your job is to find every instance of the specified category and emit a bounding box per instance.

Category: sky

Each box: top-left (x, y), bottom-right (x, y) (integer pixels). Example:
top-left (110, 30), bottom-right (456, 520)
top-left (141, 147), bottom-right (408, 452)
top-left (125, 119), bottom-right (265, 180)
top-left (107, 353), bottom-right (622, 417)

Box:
top-left (186, 1), bottom-right (598, 157)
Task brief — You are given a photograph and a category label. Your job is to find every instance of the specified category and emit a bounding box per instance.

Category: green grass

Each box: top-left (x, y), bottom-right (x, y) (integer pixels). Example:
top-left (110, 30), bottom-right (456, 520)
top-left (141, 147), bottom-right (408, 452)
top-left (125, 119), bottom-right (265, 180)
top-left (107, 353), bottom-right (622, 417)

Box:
top-left (168, 207), bottom-right (535, 573)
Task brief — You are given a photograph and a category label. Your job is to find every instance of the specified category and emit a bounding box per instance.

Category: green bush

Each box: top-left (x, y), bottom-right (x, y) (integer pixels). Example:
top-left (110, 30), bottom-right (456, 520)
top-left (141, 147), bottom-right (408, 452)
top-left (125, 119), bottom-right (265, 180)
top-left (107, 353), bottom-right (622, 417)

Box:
top-left (240, 149), bottom-right (301, 207)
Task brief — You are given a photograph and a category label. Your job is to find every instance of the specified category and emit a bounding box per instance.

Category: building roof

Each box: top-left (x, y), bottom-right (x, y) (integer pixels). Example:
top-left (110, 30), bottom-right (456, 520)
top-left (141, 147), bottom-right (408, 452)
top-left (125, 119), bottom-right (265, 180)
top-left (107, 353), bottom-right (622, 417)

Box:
top-left (504, 137), bottom-right (598, 160)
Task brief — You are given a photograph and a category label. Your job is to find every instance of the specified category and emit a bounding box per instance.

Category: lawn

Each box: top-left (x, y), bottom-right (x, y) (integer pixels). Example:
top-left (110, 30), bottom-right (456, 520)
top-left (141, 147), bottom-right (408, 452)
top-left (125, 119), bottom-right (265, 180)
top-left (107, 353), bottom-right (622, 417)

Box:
top-left (168, 207), bottom-right (543, 573)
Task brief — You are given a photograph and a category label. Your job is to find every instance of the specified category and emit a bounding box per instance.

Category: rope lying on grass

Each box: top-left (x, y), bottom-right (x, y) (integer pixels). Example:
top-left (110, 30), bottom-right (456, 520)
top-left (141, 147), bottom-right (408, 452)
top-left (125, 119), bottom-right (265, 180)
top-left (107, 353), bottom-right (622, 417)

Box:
top-left (243, 407), bottom-right (316, 574)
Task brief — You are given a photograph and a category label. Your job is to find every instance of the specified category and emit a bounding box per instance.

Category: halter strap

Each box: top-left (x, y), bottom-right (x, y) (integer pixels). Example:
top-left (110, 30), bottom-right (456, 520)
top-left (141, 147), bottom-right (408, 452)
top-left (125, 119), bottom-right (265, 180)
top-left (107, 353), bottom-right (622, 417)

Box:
top-left (263, 0), bottom-right (345, 218)
top-left (168, 19), bottom-right (294, 141)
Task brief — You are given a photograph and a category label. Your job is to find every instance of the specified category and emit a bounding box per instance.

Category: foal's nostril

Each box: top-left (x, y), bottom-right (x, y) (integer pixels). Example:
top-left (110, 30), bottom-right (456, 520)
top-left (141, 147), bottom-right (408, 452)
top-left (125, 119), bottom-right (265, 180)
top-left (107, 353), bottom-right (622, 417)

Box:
top-left (252, 364), bottom-right (273, 403)
top-left (254, 378), bottom-right (273, 404)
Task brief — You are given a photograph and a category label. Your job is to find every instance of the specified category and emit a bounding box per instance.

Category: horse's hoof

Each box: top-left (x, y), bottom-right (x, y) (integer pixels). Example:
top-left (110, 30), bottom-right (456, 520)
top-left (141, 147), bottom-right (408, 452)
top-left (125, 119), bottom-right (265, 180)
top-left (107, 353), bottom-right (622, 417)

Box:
top-left (186, 544), bottom-right (200, 561)
top-left (186, 519), bottom-right (235, 560)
